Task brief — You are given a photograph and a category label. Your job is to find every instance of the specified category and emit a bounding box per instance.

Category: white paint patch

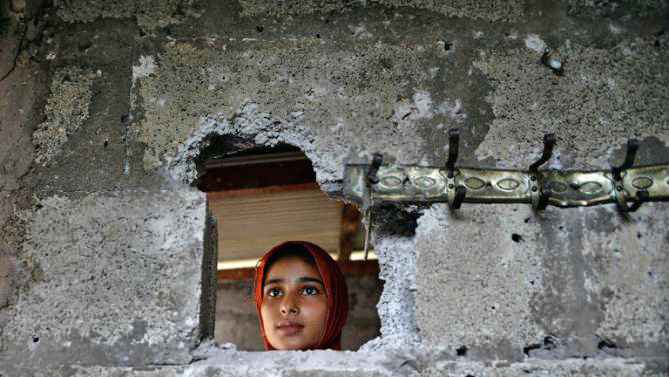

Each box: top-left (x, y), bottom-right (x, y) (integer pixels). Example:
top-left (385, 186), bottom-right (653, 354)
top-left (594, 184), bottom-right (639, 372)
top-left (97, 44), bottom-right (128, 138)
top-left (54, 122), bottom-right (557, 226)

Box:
top-left (28, 338), bottom-right (40, 352)
top-left (547, 150), bottom-right (563, 170)
top-left (524, 34), bottom-right (547, 53)
top-left (130, 55), bottom-right (158, 113)
top-left (348, 23), bottom-right (373, 39)
top-left (436, 40), bottom-right (453, 53)
top-left (132, 55), bottom-right (157, 83)
top-left (393, 92), bottom-right (429, 122)
top-left (607, 78), bottom-right (617, 90)
top-left (330, 117), bottom-right (345, 133)
top-left (609, 23), bottom-right (622, 34)
top-left (413, 91), bottom-right (433, 118)
top-left (435, 98), bottom-right (467, 123)
top-left (583, 275), bottom-right (597, 303)
top-left (393, 91), bottom-right (467, 124)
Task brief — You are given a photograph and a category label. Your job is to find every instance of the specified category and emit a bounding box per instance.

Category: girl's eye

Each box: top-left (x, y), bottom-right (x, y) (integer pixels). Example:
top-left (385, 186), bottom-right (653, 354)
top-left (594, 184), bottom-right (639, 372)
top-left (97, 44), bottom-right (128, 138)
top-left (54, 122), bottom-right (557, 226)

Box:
top-left (302, 287), bottom-right (319, 296)
top-left (267, 288), bottom-right (282, 297)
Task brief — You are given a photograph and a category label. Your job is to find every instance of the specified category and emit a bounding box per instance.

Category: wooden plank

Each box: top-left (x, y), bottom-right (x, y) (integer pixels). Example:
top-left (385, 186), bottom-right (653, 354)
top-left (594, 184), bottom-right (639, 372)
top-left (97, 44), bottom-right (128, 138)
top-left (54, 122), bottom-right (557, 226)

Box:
top-left (217, 260), bottom-right (380, 281)
top-left (209, 188), bottom-right (343, 261)
top-left (338, 204), bottom-right (361, 263)
top-left (204, 151), bottom-right (308, 169)
top-left (207, 183), bottom-right (318, 200)
top-left (198, 154), bottom-right (316, 192)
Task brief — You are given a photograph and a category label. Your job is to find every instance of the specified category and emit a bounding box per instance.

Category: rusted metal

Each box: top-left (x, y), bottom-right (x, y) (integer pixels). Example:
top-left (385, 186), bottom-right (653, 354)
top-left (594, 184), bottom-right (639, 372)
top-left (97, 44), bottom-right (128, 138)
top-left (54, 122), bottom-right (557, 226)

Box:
top-left (344, 162), bottom-right (669, 209)
top-left (344, 134), bottom-right (669, 213)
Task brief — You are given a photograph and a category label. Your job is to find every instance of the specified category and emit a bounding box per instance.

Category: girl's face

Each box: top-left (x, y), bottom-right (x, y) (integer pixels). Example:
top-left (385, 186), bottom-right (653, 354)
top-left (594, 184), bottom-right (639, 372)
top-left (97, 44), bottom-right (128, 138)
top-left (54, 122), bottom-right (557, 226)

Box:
top-left (260, 256), bottom-right (328, 350)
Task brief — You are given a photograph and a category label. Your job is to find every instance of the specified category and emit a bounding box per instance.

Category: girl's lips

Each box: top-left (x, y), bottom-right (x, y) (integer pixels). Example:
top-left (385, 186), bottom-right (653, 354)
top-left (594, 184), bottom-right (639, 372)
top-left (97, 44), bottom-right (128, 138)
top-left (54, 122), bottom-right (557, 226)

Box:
top-left (276, 322), bottom-right (304, 336)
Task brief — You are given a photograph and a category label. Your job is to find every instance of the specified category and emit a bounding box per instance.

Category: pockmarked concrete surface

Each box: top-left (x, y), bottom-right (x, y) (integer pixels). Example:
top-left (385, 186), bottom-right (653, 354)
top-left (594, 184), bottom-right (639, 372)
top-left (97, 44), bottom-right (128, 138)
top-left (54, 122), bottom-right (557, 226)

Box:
top-left (474, 37), bottom-right (669, 169)
top-left (416, 203), bottom-right (669, 360)
top-left (32, 67), bottom-right (95, 165)
top-left (5, 352), bottom-right (668, 377)
top-left (0, 0), bottom-right (668, 375)
top-left (416, 204), bottom-right (544, 360)
top-left (55, 0), bottom-right (196, 30)
top-left (0, 189), bottom-right (207, 371)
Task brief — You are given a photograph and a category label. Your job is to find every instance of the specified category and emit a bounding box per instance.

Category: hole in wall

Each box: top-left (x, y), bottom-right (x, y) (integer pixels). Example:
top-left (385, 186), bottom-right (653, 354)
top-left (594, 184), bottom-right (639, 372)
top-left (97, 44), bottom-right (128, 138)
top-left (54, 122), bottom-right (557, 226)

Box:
top-left (522, 336), bottom-right (558, 357)
top-left (372, 203), bottom-right (420, 238)
top-left (596, 336), bottom-right (617, 350)
top-left (522, 343), bottom-right (541, 357)
top-left (456, 345), bottom-right (468, 356)
top-left (193, 134), bottom-right (383, 351)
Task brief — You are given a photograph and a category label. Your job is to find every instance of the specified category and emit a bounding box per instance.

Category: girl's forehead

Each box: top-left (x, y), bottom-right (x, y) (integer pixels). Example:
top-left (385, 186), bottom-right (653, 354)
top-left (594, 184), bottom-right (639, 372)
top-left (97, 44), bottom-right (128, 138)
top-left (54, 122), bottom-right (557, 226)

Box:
top-left (265, 256), bottom-right (322, 280)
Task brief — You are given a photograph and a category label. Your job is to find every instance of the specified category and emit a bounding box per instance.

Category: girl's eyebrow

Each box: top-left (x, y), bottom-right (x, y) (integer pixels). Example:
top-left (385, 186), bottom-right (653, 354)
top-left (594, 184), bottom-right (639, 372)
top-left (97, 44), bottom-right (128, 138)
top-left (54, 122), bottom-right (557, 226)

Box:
top-left (266, 277), bottom-right (324, 286)
top-left (297, 277), bottom-right (324, 286)
top-left (266, 278), bottom-right (284, 285)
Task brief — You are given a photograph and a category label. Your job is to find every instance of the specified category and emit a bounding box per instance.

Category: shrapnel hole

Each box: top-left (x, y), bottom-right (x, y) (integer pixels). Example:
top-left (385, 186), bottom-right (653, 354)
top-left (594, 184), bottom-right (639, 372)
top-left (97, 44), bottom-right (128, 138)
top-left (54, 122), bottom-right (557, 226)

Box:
top-left (194, 134), bottom-right (383, 350)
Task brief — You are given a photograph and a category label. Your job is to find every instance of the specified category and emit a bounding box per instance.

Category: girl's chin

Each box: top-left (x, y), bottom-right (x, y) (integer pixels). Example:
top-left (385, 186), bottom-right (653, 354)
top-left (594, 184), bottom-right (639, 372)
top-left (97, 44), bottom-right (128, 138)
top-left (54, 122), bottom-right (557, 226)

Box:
top-left (271, 338), bottom-right (315, 351)
top-left (274, 342), bottom-right (307, 350)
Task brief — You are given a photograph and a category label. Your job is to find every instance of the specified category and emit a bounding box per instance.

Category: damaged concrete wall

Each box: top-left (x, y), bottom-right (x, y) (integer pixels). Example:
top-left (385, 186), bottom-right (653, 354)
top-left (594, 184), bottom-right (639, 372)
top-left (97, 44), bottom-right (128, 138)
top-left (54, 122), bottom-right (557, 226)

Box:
top-left (1, 0), bottom-right (668, 376)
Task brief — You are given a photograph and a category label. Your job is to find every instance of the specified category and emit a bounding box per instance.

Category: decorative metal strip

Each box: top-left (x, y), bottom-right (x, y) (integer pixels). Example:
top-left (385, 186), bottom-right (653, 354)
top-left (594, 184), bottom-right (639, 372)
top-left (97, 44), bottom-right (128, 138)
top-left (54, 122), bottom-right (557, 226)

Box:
top-left (343, 163), bottom-right (669, 209)
top-left (348, 132), bottom-right (668, 259)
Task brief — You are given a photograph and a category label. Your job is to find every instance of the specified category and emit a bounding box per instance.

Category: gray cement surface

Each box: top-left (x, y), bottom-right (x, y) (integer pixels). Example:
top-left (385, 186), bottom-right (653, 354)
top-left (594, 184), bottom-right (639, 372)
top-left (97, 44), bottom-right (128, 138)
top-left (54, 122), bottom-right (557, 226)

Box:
top-left (0, 0), bottom-right (667, 375)
top-left (0, 189), bottom-right (207, 371)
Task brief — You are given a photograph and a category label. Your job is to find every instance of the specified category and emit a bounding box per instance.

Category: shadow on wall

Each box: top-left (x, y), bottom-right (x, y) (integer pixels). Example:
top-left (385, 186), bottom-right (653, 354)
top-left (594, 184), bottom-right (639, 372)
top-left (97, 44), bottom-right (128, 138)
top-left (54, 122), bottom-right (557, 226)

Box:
top-left (215, 276), bottom-right (383, 351)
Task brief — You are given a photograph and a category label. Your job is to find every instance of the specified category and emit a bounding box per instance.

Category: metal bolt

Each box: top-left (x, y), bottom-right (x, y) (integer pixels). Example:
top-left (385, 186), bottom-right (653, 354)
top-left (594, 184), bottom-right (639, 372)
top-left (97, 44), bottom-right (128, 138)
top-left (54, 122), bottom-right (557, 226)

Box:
top-left (532, 186), bottom-right (538, 192)
top-left (548, 58), bottom-right (562, 70)
top-left (541, 48), bottom-right (565, 76)
top-left (448, 184), bottom-right (454, 189)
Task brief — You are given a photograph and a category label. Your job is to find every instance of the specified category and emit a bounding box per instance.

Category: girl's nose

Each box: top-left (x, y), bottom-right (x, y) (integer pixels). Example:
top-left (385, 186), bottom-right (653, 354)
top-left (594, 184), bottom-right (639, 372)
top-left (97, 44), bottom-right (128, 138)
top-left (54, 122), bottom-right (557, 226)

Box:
top-left (280, 294), bottom-right (299, 315)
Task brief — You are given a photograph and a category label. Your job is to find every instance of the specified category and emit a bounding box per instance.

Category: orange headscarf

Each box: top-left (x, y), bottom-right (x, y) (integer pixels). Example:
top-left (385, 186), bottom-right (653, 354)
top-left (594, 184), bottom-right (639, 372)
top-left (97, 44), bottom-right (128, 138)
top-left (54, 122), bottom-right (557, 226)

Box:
top-left (254, 241), bottom-right (349, 350)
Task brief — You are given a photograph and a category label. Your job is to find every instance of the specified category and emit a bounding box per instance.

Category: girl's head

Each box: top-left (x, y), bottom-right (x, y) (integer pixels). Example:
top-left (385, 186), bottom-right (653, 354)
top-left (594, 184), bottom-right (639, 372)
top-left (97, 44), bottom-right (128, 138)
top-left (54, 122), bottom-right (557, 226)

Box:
top-left (254, 241), bottom-right (349, 350)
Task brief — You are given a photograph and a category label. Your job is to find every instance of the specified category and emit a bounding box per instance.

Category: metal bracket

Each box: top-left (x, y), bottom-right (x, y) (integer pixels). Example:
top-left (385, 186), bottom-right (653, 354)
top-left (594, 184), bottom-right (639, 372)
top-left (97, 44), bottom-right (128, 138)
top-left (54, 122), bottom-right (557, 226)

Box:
top-left (529, 133), bottom-right (556, 211)
top-left (343, 137), bottom-right (669, 214)
top-left (446, 129), bottom-right (466, 210)
top-left (611, 139), bottom-right (649, 213)
top-left (362, 153), bottom-right (383, 260)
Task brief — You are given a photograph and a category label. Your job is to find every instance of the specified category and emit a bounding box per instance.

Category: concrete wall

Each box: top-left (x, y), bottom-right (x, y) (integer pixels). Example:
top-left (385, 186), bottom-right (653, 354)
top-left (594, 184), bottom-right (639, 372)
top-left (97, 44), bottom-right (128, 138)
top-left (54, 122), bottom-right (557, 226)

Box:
top-left (1, 0), bottom-right (668, 376)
